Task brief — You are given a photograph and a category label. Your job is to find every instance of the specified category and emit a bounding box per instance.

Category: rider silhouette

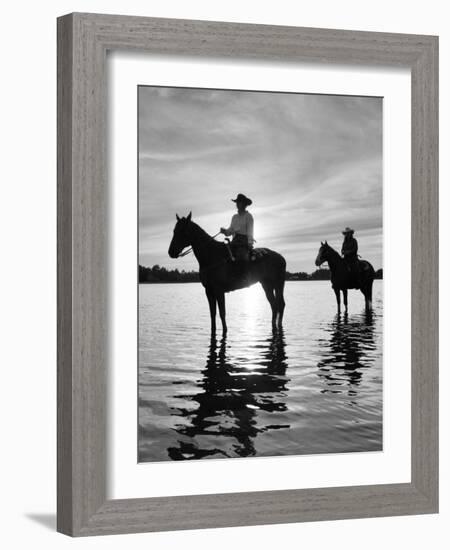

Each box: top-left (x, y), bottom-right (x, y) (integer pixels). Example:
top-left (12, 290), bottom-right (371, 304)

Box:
top-left (341, 227), bottom-right (359, 283)
top-left (220, 194), bottom-right (254, 280)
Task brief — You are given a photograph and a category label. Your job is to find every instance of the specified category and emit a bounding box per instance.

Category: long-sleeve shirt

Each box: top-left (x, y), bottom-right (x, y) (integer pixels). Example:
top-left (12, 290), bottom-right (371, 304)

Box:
top-left (223, 211), bottom-right (254, 244)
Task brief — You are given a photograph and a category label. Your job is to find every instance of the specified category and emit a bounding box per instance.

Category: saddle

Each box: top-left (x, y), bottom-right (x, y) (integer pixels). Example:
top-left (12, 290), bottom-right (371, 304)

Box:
top-left (224, 238), bottom-right (269, 263)
top-left (250, 248), bottom-right (270, 261)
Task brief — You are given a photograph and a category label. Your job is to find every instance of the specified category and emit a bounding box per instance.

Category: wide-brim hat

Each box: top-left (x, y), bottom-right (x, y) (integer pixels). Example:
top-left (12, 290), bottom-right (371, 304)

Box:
top-left (342, 227), bottom-right (355, 235)
top-left (232, 193), bottom-right (252, 206)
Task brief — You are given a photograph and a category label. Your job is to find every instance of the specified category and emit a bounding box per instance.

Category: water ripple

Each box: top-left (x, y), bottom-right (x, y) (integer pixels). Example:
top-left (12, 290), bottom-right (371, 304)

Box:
top-left (139, 281), bottom-right (383, 461)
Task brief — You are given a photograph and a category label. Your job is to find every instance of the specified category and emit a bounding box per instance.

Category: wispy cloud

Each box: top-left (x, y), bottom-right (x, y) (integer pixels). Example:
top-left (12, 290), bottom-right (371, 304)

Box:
top-left (139, 86), bottom-right (382, 272)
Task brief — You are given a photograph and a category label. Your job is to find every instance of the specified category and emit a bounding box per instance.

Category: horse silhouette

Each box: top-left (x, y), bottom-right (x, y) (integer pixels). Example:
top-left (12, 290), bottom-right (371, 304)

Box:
top-left (315, 241), bottom-right (375, 312)
top-left (168, 212), bottom-right (286, 334)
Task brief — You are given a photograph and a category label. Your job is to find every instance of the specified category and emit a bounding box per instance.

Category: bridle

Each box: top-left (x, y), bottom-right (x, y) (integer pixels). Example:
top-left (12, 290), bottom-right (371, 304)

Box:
top-left (316, 244), bottom-right (329, 266)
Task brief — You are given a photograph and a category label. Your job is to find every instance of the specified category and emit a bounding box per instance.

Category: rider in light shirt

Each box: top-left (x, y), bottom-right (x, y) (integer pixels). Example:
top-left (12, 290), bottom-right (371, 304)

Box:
top-left (220, 193), bottom-right (254, 262)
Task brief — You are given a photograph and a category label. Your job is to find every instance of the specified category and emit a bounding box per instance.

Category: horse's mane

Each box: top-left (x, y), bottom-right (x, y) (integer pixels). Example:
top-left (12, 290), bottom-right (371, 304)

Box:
top-left (188, 220), bottom-right (217, 243)
top-left (323, 242), bottom-right (341, 259)
top-left (185, 221), bottom-right (227, 256)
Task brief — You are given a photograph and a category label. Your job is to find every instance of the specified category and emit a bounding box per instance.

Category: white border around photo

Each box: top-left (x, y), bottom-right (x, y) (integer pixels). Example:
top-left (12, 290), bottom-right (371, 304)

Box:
top-left (107, 52), bottom-right (411, 500)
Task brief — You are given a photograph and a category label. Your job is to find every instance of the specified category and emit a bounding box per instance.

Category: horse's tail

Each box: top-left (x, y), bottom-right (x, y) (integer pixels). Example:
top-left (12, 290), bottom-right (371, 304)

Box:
top-left (279, 253), bottom-right (287, 277)
top-left (274, 276), bottom-right (285, 324)
top-left (259, 249), bottom-right (286, 324)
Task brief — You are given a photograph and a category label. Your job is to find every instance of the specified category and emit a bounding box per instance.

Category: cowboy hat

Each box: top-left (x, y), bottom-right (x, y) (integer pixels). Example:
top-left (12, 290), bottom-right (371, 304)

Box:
top-left (231, 193), bottom-right (252, 206)
top-left (342, 227), bottom-right (355, 235)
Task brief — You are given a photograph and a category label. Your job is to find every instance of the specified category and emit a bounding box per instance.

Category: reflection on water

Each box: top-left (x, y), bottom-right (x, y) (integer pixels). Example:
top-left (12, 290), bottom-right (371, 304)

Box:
top-left (317, 312), bottom-right (375, 396)
top-left (167, 330), bottom-right (288, 460)
top-left (139, 281), bottom-right (383, 462)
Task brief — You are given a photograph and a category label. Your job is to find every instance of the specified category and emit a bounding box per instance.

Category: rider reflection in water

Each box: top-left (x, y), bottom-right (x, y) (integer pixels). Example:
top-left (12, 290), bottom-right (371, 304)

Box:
top-left (220, 193), bottom-right (254, 280)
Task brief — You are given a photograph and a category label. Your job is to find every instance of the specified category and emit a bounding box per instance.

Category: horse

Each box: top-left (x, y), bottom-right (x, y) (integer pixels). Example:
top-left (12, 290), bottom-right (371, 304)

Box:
top-left (315, 241), bottom-right (375, 313)
top-left (168, 212), bottom-right (286, 334)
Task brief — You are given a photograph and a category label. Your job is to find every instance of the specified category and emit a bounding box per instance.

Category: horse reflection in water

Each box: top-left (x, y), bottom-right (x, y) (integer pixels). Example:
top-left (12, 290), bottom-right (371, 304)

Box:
top-left (167, 330), bottom-right (289, 460)
top-left (317, 311), bottom-right (377, 396)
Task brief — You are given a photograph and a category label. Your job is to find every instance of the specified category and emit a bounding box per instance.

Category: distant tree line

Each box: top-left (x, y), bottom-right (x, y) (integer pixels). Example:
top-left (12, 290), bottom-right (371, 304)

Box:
top-left (139, 264), bottom-right (383, 283)
top-left (286, 267), bottom-right (383, 281)
top-left (139, 264), bottom-right (200, 283)
top-left (285, 269), bottom-right (331, 281)
top-left (139, 265), bottom-right (383, 284)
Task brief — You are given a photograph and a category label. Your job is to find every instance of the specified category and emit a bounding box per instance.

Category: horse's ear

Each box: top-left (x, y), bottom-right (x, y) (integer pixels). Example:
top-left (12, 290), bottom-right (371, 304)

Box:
top-left (176, 213), bottom-right (180, 221)
top-left (187, 211), bottom-right (192, 221)
top-left (325, 240), bottom-right (328, 245)
top-left (321, 241), bottom-right (324, 245)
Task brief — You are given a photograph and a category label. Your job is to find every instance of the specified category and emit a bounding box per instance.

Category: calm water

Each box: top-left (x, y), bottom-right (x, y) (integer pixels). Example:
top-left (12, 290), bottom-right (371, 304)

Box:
top-left (139, 281), bottom-right (383, 462)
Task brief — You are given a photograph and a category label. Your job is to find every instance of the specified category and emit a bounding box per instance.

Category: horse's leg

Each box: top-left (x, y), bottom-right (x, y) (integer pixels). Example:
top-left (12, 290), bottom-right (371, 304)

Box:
top-left (261, 282), bottom-right (277, 328)
top-left (217, 292), bottom-right (227, 335)
top-left (205, 287), bottom-right (217, 334)
top-left (364, 280), bottom-right (373, 311)
top-left (342, 289), bottom-right (348, 313)
top-left (274, 281), bottom-right (286, 327)
top-left (333, 287), bottom-right (341, 313)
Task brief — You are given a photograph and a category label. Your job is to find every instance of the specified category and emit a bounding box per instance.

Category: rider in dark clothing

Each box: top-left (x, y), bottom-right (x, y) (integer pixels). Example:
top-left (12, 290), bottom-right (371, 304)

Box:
top-left (341, 227), bottom-right (359, 283)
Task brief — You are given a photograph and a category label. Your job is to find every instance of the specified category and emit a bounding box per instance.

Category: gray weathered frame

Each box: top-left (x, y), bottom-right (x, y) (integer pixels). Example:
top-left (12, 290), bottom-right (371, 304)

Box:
top-left (57, 12), bottom-right (438, 537)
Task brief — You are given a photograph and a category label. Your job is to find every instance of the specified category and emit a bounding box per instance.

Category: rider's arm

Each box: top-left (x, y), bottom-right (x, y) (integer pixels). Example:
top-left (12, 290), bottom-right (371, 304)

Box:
top-left (220, 216), bottom-right (235, 236)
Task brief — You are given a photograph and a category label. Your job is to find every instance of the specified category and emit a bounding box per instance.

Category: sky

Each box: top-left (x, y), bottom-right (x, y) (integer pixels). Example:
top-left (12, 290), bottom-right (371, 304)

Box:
top-left (138, 86), bottom-right (382, 273)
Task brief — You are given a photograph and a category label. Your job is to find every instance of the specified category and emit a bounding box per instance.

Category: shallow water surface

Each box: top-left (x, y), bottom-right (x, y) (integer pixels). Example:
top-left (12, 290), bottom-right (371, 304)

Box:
top-left (138, 280), bottom-right (383, 461)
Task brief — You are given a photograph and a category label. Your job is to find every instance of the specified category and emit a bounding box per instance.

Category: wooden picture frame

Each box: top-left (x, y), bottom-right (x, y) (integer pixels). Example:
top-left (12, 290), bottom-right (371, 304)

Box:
top-left (57, 12), bottom-right (438, 536)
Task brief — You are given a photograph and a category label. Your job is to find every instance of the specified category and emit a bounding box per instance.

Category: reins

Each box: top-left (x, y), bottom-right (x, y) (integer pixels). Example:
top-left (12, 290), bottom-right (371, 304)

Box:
top-left (177, 231), bottom-right (222, 258)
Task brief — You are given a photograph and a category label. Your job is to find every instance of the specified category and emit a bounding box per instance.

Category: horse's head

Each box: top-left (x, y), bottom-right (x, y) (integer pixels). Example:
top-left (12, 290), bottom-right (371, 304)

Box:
top-left (315, 241), bottom-right (330, 266)
top-left (168, 212), bottom-right (192, 258)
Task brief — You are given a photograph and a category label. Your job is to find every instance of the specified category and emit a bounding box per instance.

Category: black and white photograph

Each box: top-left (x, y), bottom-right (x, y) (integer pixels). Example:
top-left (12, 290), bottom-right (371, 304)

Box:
top-left (1, 0), bottom-right (443, 543)
top-left (138, 85), bottom-right (383, 462)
